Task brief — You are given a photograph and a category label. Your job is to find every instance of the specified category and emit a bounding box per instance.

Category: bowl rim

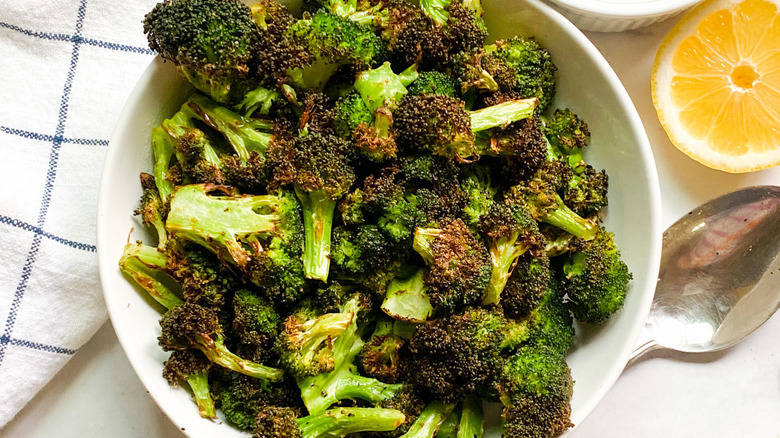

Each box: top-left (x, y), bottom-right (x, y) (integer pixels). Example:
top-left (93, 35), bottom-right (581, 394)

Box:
top-left (546, 0), bottom-right (701, 18)
top-left (96, 0), bottom-right (662, 435)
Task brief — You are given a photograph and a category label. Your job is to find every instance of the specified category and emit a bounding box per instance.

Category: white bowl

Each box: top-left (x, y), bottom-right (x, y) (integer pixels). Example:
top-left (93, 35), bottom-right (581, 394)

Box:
top-left (97, 0), bottom-right (662, 436)
top-left (544, 0), bottom-right (702, 32)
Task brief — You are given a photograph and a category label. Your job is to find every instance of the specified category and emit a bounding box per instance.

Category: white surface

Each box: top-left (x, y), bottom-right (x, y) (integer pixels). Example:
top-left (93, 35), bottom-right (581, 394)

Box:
top-left (3, 14), bottom-right (780, 438)
top-left (543, 0), bottom-right (701, 31)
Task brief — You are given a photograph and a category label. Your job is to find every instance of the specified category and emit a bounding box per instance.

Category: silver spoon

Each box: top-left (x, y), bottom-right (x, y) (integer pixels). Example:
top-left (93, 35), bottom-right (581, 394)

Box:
top-left (627, 186), bottom-right (780, 367)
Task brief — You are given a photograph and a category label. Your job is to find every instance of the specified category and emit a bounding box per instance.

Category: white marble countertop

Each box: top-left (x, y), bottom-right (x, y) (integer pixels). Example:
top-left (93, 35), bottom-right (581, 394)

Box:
top-left (3, 14), bottom-right (780, 438)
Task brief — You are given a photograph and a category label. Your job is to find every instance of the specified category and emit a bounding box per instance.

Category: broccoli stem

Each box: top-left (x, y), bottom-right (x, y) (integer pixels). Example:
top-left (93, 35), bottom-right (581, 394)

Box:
top-left (411, 228), bottom-right (440, 265)
top-left (296, 187), bottom-right (337, 282)
top-left (196, 333), bottom-right (285, 381)
top-left (299, 366), bottom-right (404, 415)
top-left (419, 0), bottom-right (450, 26)
top-left (151, 127), bottom-right (175, 202)
top-left (185, 371), bottom-right (216, 419)
top-left (118, 243), bottom-right (184, 310)
top-left (381, 268), bottom-right (434, 323)
top-left (288, 58), bottom-right (341, 91)
top-left (187, 94), bottom-right (274, 162)
top-left (542, 197), bottom-right (598, 240)
top-left (297, 312), bottom-right (355, 363)
top-left (457, 396), bottom-right (484, 438)
top-left (399, 401), bottom-right (455, 438)
top-left (482, 234), bottom-right (527, 306)
top-left (469, 98), bottom-right (538, 133)
top-left (298, 407), bottom-right (406, 437)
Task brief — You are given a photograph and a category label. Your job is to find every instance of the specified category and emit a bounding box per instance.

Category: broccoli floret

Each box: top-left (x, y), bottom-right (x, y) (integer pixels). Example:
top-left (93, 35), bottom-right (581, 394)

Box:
top-left (232, 289), bottom-right (281, 353)
top-left (500, 254), bottom-right (551, 318)
top-left (135, 173), bottom-right (169, 249)
top-left (407, 71), bottom-right (459, 97)
top-left (287, 9), bottom-right (386, 90)
top-left (166, 239), bottom-right (240, 310)
top-left (413, 219), bottom-right (492, 316)
top-left (374, 383), bottom-right (427, 437)
top-left (455, 36), bottom-right (557, 112)
top-left (505, 163), bottom-right (598, 241)
top-left (118, 242), bottom-right (184, 310)
top-left (332, 91), bottom-right (373, 138)
top-left (219, 372), bottom-right (303, 431)
top-left (274, 301), bottom-right (354, 378)
top-left (460, 164), bottom-right (496, 229)
top-left (254, 406), bottom-right (406, 438)
top-left (565, 165), bottom-right (609, 218)
top-left (477, 202), bottom-right (544, 307)
top-left (250, 0), bottom-right (310, 88)
top-left (561, 227), bottom-right (631, 323)
top-left (394, 94), bottom-right (538, 161)
top-left (331, 225), bottom-right (407, 295)
top-left (408, 307), bottom-right (505, 401)
top-left (360, 318), bottom-right (408, 383)
top-left (497, 346), bottom-right (573, 438)
top-left (298, 292), bottom-right (404, 414)
top-left (143, 0), bottom-right (260, 103)
top-left (163, 350), bottom-right (215, 419)
top-left (269, 130), bottom-right (356, 281)
top-left (543, 108), bottom-right (589, 169)
top-left (381, 266), bottom-right (434, 323)
top-left (158, 303), bottom-right (284, 381)
top-left (522, 279), bottom-right (575, 356)
top-left (235, 86), bottom-right (285, 118)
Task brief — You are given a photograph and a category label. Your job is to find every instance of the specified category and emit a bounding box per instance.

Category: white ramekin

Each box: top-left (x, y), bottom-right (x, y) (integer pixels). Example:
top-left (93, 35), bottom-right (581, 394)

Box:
top-left (544, 0), bottom-right (702, 32)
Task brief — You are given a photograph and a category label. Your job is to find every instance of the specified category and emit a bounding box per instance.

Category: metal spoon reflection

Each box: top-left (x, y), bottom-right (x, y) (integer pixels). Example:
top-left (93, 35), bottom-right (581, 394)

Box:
top-left (627, 186), bottom-right (780, 367)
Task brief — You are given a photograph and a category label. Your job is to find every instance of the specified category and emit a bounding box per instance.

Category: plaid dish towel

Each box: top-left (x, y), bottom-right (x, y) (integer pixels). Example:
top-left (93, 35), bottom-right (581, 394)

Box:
top-left (0, 0), bottom-right (158, 426)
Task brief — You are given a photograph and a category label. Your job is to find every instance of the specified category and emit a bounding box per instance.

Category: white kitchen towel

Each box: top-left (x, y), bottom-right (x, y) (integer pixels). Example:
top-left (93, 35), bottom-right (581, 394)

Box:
top-left (0, 0), bottom-right (158, 426)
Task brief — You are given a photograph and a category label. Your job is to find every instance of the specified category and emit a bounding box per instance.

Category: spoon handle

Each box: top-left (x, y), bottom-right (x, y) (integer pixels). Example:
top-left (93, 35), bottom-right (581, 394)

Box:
top-left (626, 324), bottom-right (663, 368)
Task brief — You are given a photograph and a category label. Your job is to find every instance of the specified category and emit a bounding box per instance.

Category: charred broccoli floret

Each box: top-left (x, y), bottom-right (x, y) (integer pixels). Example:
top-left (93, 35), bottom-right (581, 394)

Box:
top-left (497, 346), bottom-right (574, 438)
top-left (360, 318), bottom-right (408, 383)
top-left (218, 372), bottom-right (302, 430)
top-left (143, 0), bottom-right (260, 103)
top-left (163, 350), bottom-right (215, 419)
top-left (166, 239), bottom-right (240, 310)
top-left (270, 131), bottom-right (356, 282)
top-left (455, 36), bottom-right (557, 112)
top-left (159, 303), bottom-right (284, 381)
top-left (394, 94), bottom-right (538, 161)
top-left (413, 219), bottom-right (492, 315)
top-left (499, 254), bottom-right (550, 319)
top-left (407, 307), bottom-right (505, 401)
top-left (135, 173), bottom-right (169, 249)
top-left (232, 289), bottom-right (281, 355)
top-left (561, 227), bottom-right (631, 323)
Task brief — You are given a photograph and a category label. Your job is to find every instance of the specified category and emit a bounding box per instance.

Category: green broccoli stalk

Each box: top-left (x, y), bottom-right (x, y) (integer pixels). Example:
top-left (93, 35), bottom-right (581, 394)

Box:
top-left (298, 293), bottom-right (403, 414)
top-left (254, 406), bottom-right (407, 437)
top-left (186, 94), bottom-right (274, 162)
top-left (451, 396), bottom-right (485, 438)
top-left (398, 401), bottom-right (455, 438)
top-left (381, 267), bottom-right (434, 323)
top-left (143, 0), bottom-right (260, 103)
top-left (162, 350), bottom-right (215, 419)
top-left (561, 227), bottom-right (631, 323)
top-left (151, 126), bottom-right (176, 203)
top-left (158, 303), bottom-right (284, 381)
top-left (135, 172), bottom-right (169, 250)
top-left (118, 242), bottom-right (184, 310)
top-left (478, 202), bottom-right (544, 306)
top-left (165, 184), bottom-right (296, 270)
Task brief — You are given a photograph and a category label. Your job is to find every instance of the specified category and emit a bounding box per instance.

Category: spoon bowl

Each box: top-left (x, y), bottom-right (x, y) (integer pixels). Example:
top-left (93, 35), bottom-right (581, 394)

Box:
top-left (630, 186), bottom-right (780, 363)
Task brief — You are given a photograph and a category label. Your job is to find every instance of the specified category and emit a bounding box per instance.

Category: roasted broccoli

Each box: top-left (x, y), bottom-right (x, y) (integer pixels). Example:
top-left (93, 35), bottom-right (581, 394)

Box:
top-left (254, 406), bottom-right (406, 438)
top-left (163, 350), bottom-right (215, 419)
